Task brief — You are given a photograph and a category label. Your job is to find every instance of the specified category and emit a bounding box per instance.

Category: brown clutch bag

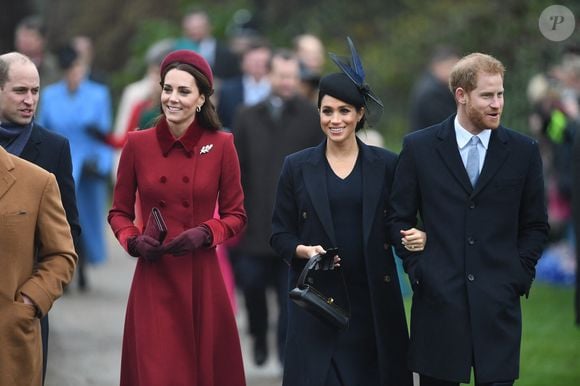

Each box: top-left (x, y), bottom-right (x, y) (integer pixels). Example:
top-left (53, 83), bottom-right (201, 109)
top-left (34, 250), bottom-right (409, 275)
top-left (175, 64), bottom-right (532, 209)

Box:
top-left (143, 207), bottom-right (168, 243)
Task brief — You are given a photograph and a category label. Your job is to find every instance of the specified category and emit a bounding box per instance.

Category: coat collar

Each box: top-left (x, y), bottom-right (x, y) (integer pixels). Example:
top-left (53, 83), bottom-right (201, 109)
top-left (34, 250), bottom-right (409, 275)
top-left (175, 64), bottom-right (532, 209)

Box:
top-left (20, 123), bottom-right (43, 161)
top-left (0, 147), bottom-right (16, 200)
top-left (155, 118), bottom-right (205, 157)
top-left (302, 138), bottom-right (386, 247)
top-left (435, 115), bottom-right (510, 196)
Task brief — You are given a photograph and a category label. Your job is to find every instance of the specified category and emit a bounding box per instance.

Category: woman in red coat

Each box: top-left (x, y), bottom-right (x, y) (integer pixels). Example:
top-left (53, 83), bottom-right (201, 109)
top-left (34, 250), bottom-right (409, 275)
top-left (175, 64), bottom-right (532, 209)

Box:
top-left (108, 50), bottom-right (247, 386)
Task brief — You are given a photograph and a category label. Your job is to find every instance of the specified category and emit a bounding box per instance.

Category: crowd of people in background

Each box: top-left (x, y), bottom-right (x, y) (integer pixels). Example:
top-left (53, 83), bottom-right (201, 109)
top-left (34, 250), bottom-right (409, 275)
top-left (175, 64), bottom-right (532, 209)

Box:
top-left (1, 5), bottom-right (579, 386)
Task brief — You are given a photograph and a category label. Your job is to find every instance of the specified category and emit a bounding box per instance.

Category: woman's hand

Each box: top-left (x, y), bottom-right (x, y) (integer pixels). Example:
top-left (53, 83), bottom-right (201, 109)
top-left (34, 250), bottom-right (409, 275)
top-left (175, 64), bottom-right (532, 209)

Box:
top-left (400, 228), bottom-right (427, 252)
top-left (295, 245), bottom-right (341, 267)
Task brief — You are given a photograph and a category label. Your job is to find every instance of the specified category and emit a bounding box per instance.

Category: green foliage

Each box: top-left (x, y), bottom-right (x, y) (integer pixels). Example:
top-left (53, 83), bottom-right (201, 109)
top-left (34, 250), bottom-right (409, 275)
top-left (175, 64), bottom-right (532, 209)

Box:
top-left (32, 0), bottom-right (578, 146)
top-left (519, 284), bottom-right (580, 386)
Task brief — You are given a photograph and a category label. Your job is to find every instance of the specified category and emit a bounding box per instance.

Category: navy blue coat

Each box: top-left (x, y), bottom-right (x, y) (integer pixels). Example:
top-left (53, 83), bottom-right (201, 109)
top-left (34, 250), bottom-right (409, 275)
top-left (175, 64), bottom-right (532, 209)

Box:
top-left (387, 116), bottom-right (549, 383)
top-left (20, 124), bottom-right (81, 247)
top-left (271, 140), bottom-right (412, 386)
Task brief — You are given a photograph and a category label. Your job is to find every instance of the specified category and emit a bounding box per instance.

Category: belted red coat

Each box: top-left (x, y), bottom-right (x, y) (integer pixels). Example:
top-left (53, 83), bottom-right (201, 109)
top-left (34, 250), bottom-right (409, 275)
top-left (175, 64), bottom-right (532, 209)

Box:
top-left (108, 119), bottom-right (247, 386)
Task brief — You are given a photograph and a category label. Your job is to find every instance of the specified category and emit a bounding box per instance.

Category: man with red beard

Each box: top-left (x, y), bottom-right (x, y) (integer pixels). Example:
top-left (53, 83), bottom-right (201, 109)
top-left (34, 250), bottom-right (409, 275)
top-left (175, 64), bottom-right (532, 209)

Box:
top-left (387, 53), bottom-right (549, 386)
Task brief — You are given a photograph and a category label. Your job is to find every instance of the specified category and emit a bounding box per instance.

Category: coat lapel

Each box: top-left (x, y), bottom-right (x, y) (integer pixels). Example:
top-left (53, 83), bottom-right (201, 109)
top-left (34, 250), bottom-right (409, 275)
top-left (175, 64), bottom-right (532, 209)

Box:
top-left (435, 119), bottom-right (473, 195)
top-left (472, 127), bottom-right (509, 197)
top-left (360, 140), bottom-right (385, 246)
top-left (302, 142), bottom-right (337, 246)
top-left (0, 149), bottom-right (16, 200)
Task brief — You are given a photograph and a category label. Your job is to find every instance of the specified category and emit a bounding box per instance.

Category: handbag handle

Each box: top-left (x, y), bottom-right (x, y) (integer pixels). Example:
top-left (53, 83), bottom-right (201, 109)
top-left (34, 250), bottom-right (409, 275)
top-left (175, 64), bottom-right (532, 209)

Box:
top-left (296, 254), bottom-right (323, 288)
top-left (296, 253), bottom-right (351, 314)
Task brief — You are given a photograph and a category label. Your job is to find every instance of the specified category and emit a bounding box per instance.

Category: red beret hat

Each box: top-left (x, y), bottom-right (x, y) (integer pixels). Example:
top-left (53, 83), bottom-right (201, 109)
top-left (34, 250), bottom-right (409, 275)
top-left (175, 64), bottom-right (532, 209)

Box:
top-left (160, 49), bottom-right (214, 88)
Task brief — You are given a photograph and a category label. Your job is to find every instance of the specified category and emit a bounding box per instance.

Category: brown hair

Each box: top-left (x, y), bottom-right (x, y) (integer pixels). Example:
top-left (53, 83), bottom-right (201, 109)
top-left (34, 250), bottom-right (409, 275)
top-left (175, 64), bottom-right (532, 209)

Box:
top-left (449, 53), bottom-right (505, 95)
top-left (160, 62), bottom-right (221, 130)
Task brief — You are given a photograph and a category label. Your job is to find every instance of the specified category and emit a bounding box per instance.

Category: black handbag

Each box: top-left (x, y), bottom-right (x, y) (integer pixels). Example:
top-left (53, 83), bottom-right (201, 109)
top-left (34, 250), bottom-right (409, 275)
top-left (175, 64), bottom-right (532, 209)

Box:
top-left (289, 253), bottom-right (350, 330)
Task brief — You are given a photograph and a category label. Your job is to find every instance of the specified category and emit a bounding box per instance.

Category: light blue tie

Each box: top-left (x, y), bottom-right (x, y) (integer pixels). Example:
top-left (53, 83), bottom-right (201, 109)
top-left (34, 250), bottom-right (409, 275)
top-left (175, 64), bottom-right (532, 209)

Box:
top-left (466, 136), bottom-right (480, 187)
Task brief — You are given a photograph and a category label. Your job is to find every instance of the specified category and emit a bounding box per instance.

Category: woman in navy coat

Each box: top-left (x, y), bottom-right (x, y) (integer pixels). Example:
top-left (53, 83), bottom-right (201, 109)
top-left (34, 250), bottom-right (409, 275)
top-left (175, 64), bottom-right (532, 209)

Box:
top-left (108, 50), bottom-right (246, 386)
top-left (271, 39), bottom-right (425, 386)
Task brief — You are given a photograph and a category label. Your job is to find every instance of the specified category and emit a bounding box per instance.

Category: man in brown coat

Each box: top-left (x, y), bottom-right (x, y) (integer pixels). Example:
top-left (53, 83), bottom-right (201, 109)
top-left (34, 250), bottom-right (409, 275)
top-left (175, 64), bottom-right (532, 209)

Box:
top-left (0, 144), bottom-right (77, 385)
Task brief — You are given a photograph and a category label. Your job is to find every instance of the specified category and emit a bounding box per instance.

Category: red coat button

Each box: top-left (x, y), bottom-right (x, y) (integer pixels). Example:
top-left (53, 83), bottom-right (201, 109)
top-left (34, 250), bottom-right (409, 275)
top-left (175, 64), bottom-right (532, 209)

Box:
top-left (160, 176), bottom-right (167, 183)
top-left (182, 176), bottom-right (190, 183)
top-left (159, 200), bottom-right (166, 208)
top-left (182, 200), bottom-right (190, 208)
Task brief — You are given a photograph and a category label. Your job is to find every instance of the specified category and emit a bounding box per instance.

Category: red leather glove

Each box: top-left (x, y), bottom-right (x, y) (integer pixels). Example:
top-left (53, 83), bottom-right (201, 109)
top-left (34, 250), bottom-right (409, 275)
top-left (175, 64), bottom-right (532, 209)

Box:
top-left (164, 225), bottom-right (211, 256)
top-left (127, 235), bottom-right (165, 261)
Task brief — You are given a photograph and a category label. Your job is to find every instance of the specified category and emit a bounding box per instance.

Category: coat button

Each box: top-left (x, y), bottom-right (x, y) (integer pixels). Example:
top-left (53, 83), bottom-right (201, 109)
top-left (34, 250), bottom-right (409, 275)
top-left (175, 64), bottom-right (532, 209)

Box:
top-left (159, 176), bottom-right (167, 183)
top-left (182, 200), bottom-right (190, 208)
top-left (182, 176), bottom-right (190, 183)
top-left (469, 201), bottom-right (476, 209)
top-left (383, 275), bottom-right (391, 283)
top-left (467, 273), bottom-right (475, 282)
top-left (159, 200), bottom-right (166, 208)
top-left (467, 237), bottom-right (475, 245)
top-left (383, 243), bottom-right (389, 250)
top-left (302, 211), bottom-right (307, 219)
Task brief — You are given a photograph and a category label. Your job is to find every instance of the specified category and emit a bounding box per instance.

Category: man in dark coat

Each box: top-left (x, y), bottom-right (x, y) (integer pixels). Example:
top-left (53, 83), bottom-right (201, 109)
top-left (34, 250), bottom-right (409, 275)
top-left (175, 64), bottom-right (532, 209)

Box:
top-left (408, 46), bottom-right (459, 132)
top-left (388, 53), bottom-right (549, 385)
top-left (231, 49), bottom-right (322, 365)
top-left (217, 39), bottom-right (271, 131)
top-left (0, 52), bottom-right (80, 384)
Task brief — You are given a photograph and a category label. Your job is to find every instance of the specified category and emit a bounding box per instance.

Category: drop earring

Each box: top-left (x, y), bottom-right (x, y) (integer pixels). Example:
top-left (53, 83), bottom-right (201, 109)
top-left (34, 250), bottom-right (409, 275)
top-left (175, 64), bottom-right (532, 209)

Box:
top-left (196, 106), bottom-right (201, 112)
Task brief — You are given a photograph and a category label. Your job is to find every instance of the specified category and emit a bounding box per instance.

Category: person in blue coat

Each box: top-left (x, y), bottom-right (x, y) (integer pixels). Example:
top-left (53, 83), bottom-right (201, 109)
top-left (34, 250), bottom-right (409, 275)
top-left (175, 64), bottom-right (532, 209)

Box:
top-left (271, 38), bottom-right (424, 386)
top-left (387, 53), bottom-right (550, 385)
top-left (37, 44), bottom-right (112, 287)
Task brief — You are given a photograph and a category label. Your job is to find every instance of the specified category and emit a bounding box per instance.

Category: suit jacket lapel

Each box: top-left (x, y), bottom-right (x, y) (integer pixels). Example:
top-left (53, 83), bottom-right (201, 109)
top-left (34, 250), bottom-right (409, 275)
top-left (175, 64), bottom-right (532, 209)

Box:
top-left (435, 119), bottom-right (473, 194)
top-left (0, 150), bottom-right (16, 200)
top-left (303, 142), bottom-right (337, 246)
top-left (360, 140), bottom-right (384, 246)
top-left (472, 127), bottom-right (509, 196)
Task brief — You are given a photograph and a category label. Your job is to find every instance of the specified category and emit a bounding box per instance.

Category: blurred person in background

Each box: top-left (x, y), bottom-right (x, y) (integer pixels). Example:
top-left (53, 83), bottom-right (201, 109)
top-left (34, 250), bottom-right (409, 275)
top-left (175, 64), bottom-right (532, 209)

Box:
top-left (217, 37), bottom-right (272, 131)
top-left (14, 15), bottom-right (60, 88)
top-left (270, 38), bottom-right (418, 385)
top-left (108, 49), bottom-right (246, 386)
top-left (573, 121), bottom-right (580, 327)
top-left (293, 34), bottom-right (325, 104)
top-left (111, 39), bottom-right (174, 151)
top-left (408, 45), bottom-right (459, 132)
top-left (0, 51), bottom-right (80, 385)
top-left (175, 8), bottom-right (240, 83)
top-left (231, 49), bottom-right (322, 367)
top-left (388, 53), bottom-right (549, 386)
top-left (71, 35), bottom-right (108, 85)
top-left (37, 43), bottom-right (112, 290)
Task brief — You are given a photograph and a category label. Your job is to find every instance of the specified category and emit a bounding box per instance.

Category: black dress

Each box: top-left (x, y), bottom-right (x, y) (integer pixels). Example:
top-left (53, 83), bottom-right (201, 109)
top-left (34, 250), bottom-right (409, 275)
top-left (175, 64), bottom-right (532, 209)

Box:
top-left (324, 154), bottom-right (380, 386)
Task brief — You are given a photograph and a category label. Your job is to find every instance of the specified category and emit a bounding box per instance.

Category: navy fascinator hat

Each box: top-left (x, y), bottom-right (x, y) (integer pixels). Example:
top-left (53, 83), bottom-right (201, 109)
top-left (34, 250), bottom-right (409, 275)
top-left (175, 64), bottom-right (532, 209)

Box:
top-left (318, 37), bottom-right (383, 127)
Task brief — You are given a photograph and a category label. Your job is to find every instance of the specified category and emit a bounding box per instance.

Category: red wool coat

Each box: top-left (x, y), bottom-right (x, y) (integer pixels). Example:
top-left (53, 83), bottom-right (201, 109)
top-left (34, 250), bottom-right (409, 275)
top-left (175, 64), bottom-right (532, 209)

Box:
top-left (108, 119), bottom-right (247, 386)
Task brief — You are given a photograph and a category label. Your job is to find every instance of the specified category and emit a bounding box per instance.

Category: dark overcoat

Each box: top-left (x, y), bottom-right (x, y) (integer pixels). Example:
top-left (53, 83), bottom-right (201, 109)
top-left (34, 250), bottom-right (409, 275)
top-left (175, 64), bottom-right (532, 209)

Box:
top-left (387, 116), bottom-right (549, 383)
top-left (21, 124), bottom-right (81, 247)
top-left (233, 95), bottom-right (322, 256)
top-left (271, 140), bottom-right (412, 386)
